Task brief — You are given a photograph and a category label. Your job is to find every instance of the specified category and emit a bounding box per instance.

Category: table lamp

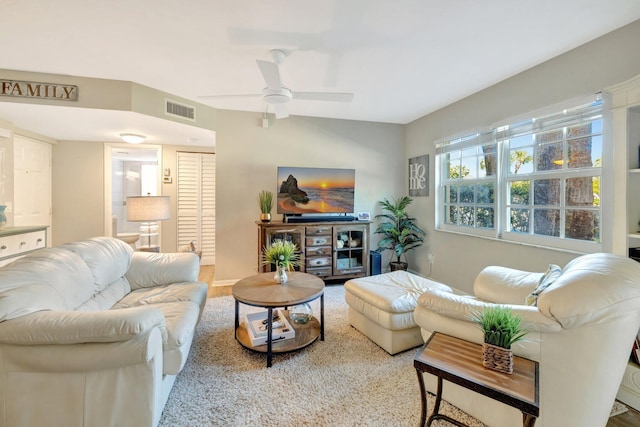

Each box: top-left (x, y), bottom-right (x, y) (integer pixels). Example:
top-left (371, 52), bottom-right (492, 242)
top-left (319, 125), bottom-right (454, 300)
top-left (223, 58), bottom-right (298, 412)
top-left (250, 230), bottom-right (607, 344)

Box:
top-left (126, 195), bottom-right (171, 250)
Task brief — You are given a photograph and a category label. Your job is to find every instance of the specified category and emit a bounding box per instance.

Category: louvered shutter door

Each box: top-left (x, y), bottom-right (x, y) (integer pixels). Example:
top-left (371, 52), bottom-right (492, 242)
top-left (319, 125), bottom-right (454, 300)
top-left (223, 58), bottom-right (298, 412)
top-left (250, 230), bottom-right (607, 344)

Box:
top-left (177, 152), bottom-right (215, 265)
top-left (200, 154), bottom-right (216, 264)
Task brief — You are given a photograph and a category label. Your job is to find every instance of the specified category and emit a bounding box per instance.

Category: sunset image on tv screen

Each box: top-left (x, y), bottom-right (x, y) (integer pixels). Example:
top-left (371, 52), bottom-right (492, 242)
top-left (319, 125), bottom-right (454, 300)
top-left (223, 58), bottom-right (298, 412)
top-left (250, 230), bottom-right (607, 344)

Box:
top-left (277, 167), bottom-right (355, 214)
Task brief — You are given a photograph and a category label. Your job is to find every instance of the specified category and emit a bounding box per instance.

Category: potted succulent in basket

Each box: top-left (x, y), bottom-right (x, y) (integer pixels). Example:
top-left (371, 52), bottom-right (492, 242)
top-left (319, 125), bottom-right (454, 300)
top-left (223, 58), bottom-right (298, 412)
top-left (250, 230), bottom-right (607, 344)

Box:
top-left (261, 239), bottom-right (301, 284)
top-left (474, 306), bottom-right (527, 374)
top-left (374, 196), bottom-right (426, 271)
top-left (258, 190), bottom-right (273, 222)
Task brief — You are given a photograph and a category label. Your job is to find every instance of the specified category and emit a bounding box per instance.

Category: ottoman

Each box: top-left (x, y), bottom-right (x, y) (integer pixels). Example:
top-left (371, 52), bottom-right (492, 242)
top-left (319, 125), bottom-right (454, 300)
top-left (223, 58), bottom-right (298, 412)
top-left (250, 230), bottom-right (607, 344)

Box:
top-left (344, 270), bottom-right (452, 354)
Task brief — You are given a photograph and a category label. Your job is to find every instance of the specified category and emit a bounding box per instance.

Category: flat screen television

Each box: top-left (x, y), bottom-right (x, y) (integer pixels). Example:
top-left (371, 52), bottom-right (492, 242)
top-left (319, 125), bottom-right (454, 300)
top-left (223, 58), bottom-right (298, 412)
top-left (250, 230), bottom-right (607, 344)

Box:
top-left (277, 166), bottom-right (355, 215)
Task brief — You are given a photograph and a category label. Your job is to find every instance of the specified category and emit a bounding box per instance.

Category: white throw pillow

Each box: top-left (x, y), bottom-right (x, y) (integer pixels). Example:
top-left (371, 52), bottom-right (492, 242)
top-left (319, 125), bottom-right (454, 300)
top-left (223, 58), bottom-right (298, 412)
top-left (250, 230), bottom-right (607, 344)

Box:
top-left (525, 264), bottom-right (562, 306)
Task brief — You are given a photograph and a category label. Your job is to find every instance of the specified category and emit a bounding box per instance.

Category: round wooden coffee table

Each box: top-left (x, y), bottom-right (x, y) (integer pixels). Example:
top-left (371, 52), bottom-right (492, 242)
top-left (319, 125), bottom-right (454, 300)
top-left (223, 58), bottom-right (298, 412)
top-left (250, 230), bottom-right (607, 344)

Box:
top-left (233, 271), bottom-right (325, 367)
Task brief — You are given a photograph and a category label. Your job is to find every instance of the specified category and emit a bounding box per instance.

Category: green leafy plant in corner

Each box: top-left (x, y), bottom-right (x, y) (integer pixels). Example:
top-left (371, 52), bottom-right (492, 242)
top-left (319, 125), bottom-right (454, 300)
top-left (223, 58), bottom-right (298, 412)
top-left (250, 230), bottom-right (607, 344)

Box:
top-left (258, 190), bottom-right (273, 214)
top-left (374, 196), bottom-right (426, 268)
top-left (261, 239), bottom-right (301, 271)
top-left (474, 306), bottom-right (527, 349)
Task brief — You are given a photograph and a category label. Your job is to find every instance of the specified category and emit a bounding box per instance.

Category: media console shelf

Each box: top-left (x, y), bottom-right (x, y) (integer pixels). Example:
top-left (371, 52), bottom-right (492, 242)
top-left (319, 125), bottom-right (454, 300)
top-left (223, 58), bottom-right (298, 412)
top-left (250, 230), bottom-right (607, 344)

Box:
top-left (257, 220), bottom-right (370, 280)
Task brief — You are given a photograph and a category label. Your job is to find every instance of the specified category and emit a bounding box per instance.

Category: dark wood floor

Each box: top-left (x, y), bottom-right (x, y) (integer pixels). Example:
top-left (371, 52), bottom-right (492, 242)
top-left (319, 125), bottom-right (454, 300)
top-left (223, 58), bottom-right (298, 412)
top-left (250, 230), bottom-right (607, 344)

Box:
top-left (199, 266), bottom-right (640, 426)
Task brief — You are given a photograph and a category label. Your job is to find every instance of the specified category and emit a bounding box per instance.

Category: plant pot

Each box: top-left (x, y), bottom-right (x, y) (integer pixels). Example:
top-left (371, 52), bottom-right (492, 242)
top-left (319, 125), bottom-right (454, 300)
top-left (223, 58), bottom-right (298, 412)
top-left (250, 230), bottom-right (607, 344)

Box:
top-left (260, 213), bottom-right (271, 222)
top-left (482, 343), bottom-right (513, 374)
top-left (389, 261), bottom-right (408, 271)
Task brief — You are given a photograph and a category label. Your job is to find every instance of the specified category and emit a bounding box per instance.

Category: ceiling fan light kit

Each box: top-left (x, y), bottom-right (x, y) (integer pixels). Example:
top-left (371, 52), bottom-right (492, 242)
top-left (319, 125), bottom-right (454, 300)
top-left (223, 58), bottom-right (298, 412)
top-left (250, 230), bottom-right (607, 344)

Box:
top-left (262, 87), bottom-right (292, 104)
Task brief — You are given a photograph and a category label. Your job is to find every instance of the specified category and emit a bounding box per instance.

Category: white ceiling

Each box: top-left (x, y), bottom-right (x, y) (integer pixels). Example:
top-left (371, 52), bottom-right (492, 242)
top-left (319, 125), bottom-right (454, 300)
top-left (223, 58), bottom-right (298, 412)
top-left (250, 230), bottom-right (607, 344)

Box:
top-left (1, 0), bottom-right (640, 144)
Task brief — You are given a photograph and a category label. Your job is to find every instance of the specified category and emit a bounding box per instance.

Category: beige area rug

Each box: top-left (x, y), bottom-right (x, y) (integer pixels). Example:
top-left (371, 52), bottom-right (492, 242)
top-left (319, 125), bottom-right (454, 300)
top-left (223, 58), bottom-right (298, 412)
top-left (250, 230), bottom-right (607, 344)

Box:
top-left (159, 285), bottom-right (486, 427)
top-left (159, 285), bottom-right (628, 426)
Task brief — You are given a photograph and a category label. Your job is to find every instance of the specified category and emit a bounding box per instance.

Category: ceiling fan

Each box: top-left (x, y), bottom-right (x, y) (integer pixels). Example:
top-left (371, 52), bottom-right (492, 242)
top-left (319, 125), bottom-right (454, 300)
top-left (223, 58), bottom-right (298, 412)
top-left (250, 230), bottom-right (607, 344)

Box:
top-left (199, 49), bottom-right (354, 119)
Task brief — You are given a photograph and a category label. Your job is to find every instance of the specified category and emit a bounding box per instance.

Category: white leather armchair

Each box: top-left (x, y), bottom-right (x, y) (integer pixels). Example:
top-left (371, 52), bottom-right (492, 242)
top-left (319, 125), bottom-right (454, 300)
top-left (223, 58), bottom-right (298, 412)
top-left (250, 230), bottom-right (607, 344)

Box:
top-left (413, 253), bottom-right (640, 427)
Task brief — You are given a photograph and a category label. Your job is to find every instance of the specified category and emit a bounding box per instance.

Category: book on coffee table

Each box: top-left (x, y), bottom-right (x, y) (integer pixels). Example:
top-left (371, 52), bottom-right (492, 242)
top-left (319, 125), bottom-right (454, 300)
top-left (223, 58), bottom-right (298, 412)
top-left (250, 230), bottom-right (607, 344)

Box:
top-left (245, 309), bottom-right (296, 347)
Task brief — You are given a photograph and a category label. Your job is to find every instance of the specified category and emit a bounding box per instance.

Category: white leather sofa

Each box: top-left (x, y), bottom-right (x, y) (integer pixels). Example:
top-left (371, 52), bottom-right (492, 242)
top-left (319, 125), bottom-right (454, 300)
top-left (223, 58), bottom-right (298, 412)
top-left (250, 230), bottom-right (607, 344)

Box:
top-left (0, 237), bottom-right (208, 427)
top-left (414, 252), bottom-right (640, 427)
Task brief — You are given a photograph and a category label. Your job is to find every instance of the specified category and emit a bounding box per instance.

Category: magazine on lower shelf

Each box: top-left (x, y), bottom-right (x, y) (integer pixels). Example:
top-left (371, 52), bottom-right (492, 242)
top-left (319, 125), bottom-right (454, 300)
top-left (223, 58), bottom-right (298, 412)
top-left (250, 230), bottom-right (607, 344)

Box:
top-left (245, 309), bottom-right (295, 347)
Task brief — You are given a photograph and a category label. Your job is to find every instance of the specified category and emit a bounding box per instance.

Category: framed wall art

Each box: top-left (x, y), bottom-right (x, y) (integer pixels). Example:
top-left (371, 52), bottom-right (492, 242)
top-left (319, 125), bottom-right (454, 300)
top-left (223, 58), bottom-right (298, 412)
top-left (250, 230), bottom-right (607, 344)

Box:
top-left (408, 154), bottom-right (429, 197)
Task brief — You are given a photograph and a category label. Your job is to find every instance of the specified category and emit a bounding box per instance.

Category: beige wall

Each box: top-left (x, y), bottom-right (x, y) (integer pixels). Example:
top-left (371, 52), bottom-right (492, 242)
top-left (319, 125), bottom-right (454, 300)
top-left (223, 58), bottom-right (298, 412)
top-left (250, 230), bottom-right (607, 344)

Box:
top-left (214, 110), bottom-right (405, 282)
top-left (52, 140), bottom-right (104, 244)
top-left (0, 69), bottom-right (217, 133)
top-left (405, 18), bottom-right (640, 293)
top-left (48, 112), bottom-right (404, 284)
top-left (51, 140), bottom-right (216, 248)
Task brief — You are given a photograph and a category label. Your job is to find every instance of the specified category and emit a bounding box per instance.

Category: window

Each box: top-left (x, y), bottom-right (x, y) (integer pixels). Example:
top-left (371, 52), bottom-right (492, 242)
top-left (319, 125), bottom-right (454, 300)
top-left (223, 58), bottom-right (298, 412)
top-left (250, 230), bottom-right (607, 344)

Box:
top-left (436, 98), bottom-right (603, 252)
top-left (442, 133), bottom-right (496, 234)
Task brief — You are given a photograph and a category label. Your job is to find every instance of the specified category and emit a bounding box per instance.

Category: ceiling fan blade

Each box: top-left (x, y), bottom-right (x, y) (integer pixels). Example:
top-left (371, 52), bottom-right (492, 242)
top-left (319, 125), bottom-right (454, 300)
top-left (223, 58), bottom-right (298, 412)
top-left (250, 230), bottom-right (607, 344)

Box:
top-left (273, 103), bottom-right (289, 119)
top-left (256, 59), bottom-right (282, 90)
top-left (198, 93), bottom-right (261, 100)
top-left (293, 92), bottom-right (354, 102)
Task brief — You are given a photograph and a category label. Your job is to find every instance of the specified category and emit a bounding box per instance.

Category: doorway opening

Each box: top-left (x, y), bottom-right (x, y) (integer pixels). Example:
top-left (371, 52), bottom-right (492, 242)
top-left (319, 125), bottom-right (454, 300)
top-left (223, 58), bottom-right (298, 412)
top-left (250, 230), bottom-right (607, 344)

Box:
top-left (104, 144), bottom-right (162, 250)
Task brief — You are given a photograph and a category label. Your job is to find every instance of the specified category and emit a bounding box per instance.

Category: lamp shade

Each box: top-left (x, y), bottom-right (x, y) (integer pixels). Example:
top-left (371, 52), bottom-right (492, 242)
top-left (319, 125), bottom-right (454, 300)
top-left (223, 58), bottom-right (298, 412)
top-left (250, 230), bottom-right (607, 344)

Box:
top-left (126, 196), bottom-right (171, 222)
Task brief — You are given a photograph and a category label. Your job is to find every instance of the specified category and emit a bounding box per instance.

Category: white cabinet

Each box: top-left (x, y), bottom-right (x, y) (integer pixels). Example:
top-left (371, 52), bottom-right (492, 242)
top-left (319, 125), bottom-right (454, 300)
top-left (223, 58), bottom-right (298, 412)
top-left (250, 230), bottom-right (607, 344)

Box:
top-left (607, 74), bottom-right (640, 410)
top-left (13, 136), bottom-right (52, 230)
top-left (626, 110), bottom-right (640, 254)
top-left (618, 362), bottom-right (640, 414)
top-left (0, 226), bottom-right (47, 267)
top-left (608, 75), bottom-right (640, 256)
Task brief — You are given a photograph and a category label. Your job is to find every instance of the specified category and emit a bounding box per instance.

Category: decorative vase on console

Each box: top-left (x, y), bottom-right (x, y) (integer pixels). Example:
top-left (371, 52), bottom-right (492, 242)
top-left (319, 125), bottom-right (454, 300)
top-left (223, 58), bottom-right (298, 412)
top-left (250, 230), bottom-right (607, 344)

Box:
top-left (0, 205), bottom-right (6, 230)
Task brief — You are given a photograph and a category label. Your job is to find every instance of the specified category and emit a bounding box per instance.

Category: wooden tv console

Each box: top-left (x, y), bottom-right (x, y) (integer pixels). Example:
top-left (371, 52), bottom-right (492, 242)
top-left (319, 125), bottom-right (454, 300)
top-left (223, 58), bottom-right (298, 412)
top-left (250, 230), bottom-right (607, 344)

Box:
top-left (256, 220), bottom-right (370, 281)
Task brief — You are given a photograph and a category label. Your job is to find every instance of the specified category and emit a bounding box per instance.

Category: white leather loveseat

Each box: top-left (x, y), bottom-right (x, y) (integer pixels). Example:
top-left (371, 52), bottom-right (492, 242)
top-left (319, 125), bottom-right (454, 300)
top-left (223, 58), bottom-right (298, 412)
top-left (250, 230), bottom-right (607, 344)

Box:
top-left (0, 237), bottom-right (208, 427)
top-left (414, 253), bottom-right (640, 427)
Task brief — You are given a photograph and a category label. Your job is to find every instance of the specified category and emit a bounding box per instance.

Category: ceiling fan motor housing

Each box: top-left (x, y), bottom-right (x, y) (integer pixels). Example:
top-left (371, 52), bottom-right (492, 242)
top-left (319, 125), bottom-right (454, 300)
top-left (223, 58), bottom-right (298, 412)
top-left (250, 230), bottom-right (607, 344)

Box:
top-left (262, 86), bottom-right (292, 104)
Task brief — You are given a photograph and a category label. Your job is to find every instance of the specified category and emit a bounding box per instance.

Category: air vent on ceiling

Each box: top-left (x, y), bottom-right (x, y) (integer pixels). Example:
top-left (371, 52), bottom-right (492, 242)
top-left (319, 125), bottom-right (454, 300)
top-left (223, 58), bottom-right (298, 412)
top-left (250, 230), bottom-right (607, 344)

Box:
top-left (165, 99), bottom-right (196, 122)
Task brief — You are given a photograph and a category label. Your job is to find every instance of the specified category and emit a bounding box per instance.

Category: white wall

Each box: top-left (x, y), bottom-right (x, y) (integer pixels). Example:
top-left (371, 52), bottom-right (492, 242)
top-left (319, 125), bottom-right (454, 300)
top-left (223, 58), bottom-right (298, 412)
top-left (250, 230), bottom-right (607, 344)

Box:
top-left (405, 18), bottom-right (640, 293)
top-left (215, 110), bottom-right (405, 282)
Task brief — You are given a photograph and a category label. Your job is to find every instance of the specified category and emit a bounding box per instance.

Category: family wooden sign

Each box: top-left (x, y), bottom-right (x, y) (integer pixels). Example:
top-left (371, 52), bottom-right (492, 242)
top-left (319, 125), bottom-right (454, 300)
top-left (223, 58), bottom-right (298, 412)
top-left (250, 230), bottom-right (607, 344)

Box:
top-left (0, 79), bottom-right (78, 101)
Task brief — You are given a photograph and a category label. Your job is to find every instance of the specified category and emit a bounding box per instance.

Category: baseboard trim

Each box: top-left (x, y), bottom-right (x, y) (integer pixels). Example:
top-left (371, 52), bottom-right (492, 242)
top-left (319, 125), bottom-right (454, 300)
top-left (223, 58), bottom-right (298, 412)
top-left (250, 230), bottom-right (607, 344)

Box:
top-left (212, 279), bottom-right (238, 287)
top-left (617, 361), bottom-right (640, 411)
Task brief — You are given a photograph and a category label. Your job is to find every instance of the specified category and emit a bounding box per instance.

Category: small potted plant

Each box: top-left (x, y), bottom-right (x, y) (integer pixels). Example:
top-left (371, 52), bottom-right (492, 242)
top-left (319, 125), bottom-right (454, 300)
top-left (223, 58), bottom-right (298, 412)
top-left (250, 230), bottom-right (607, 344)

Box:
top-left (258, 190), bottom-right (273, 222)
top-left (261, 239), bottom-right (301, 284)
top-left (474, 306), bottom-right (527, 374)
top-left (374, 196), bottom-right (426, 271)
